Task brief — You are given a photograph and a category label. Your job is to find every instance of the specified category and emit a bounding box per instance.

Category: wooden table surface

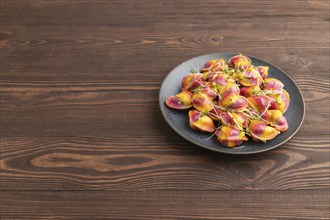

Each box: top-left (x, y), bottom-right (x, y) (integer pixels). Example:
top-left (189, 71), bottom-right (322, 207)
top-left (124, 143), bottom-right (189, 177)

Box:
top-left (1, 0), bottom-right (329, 219)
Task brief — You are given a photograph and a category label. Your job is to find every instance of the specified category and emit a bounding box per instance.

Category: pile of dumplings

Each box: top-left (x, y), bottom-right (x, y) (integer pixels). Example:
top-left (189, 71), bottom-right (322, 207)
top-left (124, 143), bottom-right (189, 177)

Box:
top-left (165, 54), bottom-right (290, 147)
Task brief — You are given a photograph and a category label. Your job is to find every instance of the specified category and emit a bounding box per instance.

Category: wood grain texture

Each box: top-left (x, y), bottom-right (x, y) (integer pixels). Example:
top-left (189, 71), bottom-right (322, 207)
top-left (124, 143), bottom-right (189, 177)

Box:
top-left (1, 190), bottom-right (329, 219)
top-left (1, 0), bottom-right (329, 219)
top-left (1, 136), bottom-right (329, 191)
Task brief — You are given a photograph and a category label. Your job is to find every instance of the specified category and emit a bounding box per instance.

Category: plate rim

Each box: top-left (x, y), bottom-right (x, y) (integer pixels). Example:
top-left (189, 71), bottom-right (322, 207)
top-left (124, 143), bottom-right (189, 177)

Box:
top-left (159, 52), bottom-right (305, 154)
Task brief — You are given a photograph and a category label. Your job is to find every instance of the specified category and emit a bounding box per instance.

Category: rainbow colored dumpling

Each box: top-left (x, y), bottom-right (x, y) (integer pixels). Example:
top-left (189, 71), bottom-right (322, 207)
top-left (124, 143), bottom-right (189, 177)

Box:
top-left (189, 110), bottom-right (215, 133)
top-left (248, 120), bottom-right (280, 142)
top-left (165, 90), bottom-right (193, 110)
top-left (216, 126), bottom-right (248, 147)
top-left (165, 53), bottom-right (291, 148)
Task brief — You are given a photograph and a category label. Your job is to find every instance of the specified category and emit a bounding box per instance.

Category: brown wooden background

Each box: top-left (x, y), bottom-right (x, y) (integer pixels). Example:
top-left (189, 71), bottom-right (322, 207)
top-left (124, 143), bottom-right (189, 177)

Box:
top-left (1, 0), bottom-right (329, 219)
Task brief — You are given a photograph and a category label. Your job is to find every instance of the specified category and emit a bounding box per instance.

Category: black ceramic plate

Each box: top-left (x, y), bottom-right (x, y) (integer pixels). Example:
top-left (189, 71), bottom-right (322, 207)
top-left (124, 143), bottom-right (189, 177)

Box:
top-left (159, 53), bottom-right (305, 154)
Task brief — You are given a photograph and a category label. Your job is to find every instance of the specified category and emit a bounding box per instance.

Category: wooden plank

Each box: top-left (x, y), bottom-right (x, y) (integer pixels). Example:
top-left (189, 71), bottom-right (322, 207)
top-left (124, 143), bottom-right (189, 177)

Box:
top-left (1, 190), bottom-right (329, 219)
top-left (1, 49), bottom-right (329, 138)
top-left (1, 0), bottom-right (329, 27)
top-left (1, 49), bottom-right (329, 88)
top-left (0, 78), bottom-right (329, 137)
top-left (1, 136), bottom-right (329, 190)
top-left (1, 0), bottom-right (329, 83)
